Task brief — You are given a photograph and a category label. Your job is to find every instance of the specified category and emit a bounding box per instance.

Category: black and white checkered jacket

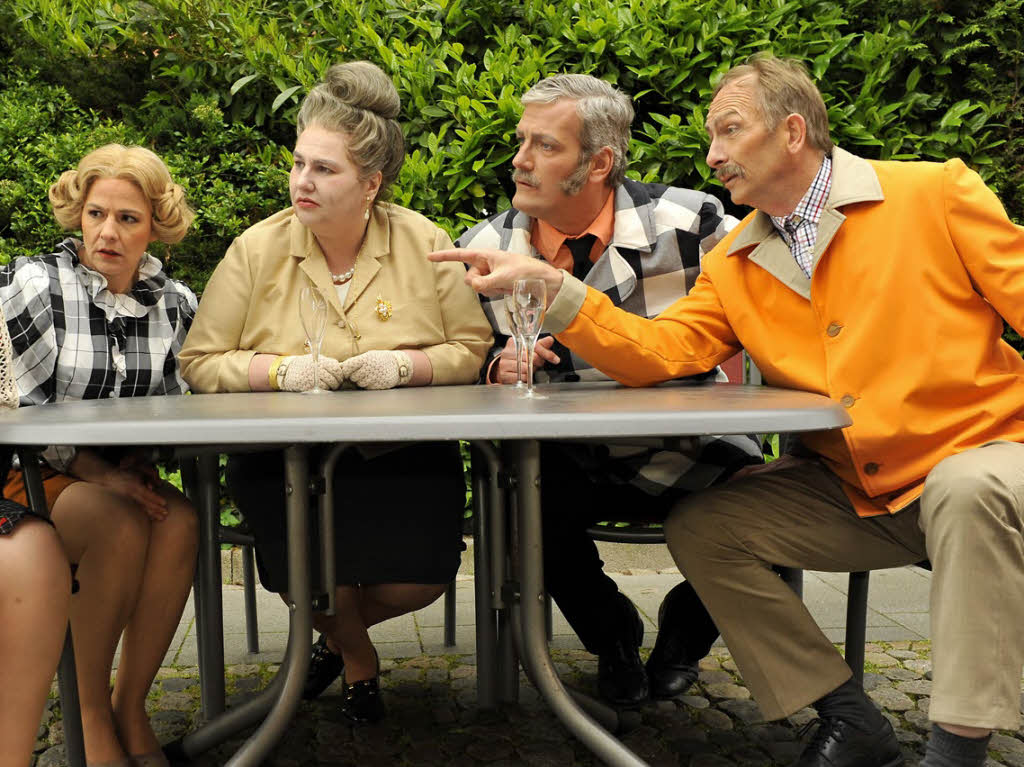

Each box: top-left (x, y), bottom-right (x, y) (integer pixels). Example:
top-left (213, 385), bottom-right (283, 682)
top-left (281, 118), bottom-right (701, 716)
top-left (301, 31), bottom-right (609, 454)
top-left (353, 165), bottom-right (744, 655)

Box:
top-left (457, 180), bottom-right (762, 494)
top-left (0, 238), bottom-right (197, 471)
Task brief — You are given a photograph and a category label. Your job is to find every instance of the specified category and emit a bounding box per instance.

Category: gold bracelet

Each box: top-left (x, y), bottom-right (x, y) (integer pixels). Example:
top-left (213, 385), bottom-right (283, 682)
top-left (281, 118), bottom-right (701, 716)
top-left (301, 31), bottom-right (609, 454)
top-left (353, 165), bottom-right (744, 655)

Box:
top-left (267, 356), bottom-right (285, 391)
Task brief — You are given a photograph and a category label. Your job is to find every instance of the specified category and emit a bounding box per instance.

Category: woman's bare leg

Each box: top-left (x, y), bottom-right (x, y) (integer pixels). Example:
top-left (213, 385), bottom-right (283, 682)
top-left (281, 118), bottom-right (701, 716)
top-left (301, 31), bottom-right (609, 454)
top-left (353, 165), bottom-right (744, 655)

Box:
top-left (0, 519), bottom-right (70, 767)
top-left (111, 487), bottom-right (197, 756)
top-left (51, 483), bottom-right (150, 764)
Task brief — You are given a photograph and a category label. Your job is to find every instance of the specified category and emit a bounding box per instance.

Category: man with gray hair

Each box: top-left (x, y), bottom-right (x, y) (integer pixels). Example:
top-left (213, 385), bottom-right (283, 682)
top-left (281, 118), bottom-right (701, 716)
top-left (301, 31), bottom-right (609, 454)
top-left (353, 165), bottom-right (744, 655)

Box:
top-left (436, 55), bottom-right (1024, 767)
top-left (455, 73), bottom-right (763, 707)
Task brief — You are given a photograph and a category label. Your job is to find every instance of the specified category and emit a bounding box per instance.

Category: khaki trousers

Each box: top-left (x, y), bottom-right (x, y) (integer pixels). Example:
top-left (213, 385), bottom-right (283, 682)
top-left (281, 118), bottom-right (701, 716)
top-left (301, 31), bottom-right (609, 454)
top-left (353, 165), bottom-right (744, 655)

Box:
top-left (664, 441), bottom-right (1024, 729)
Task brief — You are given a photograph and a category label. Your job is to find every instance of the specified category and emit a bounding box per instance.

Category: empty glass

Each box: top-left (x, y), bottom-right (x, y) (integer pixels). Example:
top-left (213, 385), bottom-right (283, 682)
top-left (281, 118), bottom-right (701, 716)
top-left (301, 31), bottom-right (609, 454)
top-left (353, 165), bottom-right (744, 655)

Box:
top-left (299, 285), bottom-right (329, 394)
top-left (502, 292), bottom-right (525, 388)
top-left (512, 278), bottom-right (547, 399)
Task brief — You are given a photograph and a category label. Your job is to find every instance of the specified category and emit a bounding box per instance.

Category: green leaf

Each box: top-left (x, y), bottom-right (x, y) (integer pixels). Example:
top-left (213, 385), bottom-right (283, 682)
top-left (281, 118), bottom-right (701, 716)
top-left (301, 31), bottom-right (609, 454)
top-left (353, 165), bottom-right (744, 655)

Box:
top-left (271, 85), bottom-right (302, 113)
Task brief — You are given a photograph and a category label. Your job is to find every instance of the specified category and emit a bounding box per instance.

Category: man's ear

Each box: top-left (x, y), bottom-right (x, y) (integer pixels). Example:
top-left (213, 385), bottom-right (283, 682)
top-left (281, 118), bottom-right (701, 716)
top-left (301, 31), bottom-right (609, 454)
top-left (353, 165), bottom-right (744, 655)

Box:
top-left (587, 146), bottom-right (615, 185)
top-left (784, 113), bottom-right (808, 155)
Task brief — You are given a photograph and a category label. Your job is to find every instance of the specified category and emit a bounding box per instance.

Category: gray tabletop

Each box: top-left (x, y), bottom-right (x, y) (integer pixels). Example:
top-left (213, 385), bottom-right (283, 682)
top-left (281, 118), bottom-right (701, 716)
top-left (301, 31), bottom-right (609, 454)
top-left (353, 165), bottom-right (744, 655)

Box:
top-left (0, 382), bottom-right (850, 446)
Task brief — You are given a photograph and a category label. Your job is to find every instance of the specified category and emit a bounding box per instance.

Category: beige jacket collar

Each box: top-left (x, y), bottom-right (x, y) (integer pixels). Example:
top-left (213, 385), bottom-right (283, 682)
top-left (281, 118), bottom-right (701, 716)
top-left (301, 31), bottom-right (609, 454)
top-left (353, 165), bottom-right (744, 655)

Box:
top-left (291, 205), bottom-right (390, 319)
top-left (725, 147), bottom-right (884, 299)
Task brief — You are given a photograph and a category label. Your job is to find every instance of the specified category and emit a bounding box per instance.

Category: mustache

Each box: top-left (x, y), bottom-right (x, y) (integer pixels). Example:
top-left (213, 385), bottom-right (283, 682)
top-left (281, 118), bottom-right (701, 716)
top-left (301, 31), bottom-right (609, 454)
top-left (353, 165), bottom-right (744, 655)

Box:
top-left (715, 164), bottom-right (745, 182)
top-left (513, 169), bottom-right (541, 187)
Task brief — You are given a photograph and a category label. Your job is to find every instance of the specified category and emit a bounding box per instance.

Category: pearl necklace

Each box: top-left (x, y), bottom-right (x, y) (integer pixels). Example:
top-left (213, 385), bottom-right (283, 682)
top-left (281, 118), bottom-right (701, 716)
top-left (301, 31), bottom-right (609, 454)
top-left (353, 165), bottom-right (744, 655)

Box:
top-left (330, 266), bottom-right (355, 285)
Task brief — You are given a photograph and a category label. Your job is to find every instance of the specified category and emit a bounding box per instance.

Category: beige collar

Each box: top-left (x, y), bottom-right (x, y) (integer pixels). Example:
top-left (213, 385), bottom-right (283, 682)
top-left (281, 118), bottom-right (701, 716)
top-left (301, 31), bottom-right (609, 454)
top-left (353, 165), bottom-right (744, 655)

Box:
top-left (724, 147), bottom-right (884, 299)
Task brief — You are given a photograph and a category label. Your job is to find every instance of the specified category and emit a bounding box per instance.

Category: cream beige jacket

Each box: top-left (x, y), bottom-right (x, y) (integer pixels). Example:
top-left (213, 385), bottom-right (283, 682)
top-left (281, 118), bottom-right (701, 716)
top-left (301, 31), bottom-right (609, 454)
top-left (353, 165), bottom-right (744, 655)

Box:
top-left (180, 204), bottom-right (492, 392)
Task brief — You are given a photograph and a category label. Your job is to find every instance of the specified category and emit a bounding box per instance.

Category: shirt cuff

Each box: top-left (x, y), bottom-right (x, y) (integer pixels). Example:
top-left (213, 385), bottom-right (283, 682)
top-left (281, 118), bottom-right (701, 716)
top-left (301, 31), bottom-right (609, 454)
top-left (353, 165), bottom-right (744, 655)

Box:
top-left (543, 270), bottom-right (587, 334)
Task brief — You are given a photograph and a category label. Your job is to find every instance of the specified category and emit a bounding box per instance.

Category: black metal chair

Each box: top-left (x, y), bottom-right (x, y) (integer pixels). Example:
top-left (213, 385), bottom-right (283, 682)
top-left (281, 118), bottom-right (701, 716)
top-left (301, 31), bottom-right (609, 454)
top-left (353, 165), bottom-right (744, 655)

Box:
top-left (842, 561), bottom-right (932, 683)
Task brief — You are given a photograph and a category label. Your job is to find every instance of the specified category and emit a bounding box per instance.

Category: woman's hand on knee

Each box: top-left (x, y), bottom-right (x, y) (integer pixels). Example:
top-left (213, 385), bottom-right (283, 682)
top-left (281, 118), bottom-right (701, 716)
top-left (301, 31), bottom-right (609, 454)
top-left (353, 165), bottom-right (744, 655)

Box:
top-left (99, 466), bottom-right (168, 520)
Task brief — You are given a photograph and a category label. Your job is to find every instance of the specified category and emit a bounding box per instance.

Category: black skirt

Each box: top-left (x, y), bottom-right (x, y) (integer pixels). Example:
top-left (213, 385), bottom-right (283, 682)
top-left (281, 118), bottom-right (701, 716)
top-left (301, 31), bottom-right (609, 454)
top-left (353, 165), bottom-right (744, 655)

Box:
top-left (226, 442), bottom-right (466, 593)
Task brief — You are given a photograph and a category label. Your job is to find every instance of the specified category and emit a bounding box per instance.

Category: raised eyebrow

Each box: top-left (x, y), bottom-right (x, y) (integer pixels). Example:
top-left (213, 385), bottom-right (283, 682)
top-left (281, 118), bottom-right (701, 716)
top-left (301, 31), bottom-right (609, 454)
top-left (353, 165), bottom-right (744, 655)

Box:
top-left (705, 109), bottom-right (740, 133)
top-left (517, 131), bottom-right (561, 146)
top-left (292, 152), bottom-right (336, 168)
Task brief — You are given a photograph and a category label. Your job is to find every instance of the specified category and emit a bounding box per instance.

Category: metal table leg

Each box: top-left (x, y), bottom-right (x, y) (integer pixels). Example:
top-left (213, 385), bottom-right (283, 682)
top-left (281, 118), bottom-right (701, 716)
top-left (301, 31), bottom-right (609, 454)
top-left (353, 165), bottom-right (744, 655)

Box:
top-left (513, 440), bottom-right (648, 767)
top-left (468, 440), bottom-right (503, 708)
top-left (194, 452), bottom-right (226, 719)
top-left (171, 445), bottom-right (313, 765)
top-left (223, 444), bottom-right (313, 765)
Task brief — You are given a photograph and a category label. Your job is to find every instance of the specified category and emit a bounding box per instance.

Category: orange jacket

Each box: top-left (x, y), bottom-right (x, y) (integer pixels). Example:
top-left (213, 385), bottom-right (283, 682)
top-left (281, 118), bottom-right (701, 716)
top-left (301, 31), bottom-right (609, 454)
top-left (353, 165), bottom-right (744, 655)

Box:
top-left (547, 148), bottom-right (1024, 516)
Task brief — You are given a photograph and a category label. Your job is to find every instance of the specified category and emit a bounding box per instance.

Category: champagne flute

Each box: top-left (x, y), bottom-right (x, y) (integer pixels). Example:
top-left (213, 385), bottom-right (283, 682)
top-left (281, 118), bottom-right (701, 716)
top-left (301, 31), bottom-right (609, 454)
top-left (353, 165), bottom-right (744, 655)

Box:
top-left (512, 278), bottom-right (547, 399)
top-left (502, 293), bottom-right (525, 388)
top-left (299, 286), bottom-right (329, 395)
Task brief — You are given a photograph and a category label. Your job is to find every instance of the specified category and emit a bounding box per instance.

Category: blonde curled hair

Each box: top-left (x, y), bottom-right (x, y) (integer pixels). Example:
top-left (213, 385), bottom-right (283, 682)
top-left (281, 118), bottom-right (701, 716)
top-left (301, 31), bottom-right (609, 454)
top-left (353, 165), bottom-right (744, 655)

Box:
top-left (48, 144), bottom-right (194, 243)
top-left (296, 61), bottom-right (405, 200)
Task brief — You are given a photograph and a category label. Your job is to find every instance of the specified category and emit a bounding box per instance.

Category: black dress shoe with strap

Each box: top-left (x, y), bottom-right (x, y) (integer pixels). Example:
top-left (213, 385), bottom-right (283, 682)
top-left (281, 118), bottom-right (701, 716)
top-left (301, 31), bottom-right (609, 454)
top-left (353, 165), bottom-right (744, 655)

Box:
top-left (596, 596), bottom-right (648, 707)
top-left (340, 648), bottom-right (385, 724)
top-left (794, 716), bottom-right (904, 767)
top-left (302, 634), bottom-right (345, 700)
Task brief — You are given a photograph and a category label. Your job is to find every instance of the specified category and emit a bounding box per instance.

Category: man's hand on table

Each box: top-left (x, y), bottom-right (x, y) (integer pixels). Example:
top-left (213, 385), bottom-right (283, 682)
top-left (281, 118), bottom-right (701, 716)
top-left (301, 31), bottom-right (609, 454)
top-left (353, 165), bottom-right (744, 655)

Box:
top-left (491, 336), bottom-right (560, 384)
top-left (428, 247), bottom-right (564, 304)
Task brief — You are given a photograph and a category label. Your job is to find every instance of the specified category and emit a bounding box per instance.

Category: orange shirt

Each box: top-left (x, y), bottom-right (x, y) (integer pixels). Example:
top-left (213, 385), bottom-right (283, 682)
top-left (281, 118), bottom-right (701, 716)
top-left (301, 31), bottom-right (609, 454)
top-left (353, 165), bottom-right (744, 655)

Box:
top-left (546, 148), bottom-right (1024, 517)
top-left (531, 190), bottom-right (615, 271)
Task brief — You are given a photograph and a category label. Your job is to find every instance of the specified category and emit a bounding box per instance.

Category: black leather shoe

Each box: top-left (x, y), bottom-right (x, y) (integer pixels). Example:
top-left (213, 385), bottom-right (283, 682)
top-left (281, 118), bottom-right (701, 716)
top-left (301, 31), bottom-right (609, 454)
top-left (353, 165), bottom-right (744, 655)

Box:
top-left (794, 716), bottom-right (904, 767)
top-left (302, 634), bottom-right (344, 700)
top-left (340, 650), bottom-right (385, 724)
top-left (597, 599), bottom-right (648, 707)
top-left (646, 583), bottom-right (701, 699)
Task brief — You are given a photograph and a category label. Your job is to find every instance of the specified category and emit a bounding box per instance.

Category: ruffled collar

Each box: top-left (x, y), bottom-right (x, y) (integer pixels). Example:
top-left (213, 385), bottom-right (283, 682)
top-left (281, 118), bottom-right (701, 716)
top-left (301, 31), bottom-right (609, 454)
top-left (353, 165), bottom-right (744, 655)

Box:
top-left (58, 238), bottom-right (168, 320)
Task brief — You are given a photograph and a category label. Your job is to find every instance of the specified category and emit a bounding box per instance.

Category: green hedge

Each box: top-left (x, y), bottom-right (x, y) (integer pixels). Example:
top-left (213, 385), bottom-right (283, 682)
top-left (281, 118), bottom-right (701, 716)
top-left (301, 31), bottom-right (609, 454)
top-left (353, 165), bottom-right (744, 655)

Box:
top-left (1, 0), bottom-right (1021, 294)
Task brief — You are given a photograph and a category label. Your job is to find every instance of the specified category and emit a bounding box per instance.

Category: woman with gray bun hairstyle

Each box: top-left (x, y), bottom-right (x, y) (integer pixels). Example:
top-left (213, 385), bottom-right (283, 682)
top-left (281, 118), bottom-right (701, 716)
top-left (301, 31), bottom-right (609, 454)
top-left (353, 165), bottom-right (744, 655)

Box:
top-left (180, 61), bottom-right (491, 724)
top-left (0, 143), bottom-right (200, 767)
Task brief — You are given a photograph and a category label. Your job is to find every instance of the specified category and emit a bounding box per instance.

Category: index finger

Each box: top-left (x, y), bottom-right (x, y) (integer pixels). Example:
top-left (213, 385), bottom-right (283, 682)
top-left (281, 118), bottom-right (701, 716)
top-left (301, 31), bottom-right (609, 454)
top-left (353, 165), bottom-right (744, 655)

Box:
top-left (428, 248), bottom-right (483, 267)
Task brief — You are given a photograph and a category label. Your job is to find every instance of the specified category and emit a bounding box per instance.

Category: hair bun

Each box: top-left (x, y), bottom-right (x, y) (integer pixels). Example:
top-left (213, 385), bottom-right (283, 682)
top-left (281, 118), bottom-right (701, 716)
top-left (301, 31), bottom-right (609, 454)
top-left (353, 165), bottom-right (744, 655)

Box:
top-left (323, 61), bottom-right (400, 119)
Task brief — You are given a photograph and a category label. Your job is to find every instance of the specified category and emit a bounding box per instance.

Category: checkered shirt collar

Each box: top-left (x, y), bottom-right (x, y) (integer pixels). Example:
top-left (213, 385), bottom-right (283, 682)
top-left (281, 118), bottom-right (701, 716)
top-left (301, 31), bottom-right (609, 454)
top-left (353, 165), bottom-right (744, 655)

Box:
top-left (769, 155), bottom-right (832, 276)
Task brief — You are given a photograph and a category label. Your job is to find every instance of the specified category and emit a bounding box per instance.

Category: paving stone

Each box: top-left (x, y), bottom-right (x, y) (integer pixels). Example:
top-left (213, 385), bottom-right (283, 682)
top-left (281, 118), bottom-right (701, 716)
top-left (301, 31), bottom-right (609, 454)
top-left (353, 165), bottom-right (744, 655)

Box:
top-left (889, 649), bottom-right (919, 659)
top-left (31, 638), bottom-right (1024, 767)
top-left (690, 754), bottom-right (737, 766)
top-left (465, 738), bottom-right (515, 761)
top-left (896, 679), bottom-right (933, 695)
top-left (904, 709), bottom-right (932, 733)
top-left (868, 686), bottom-right (915, 711)
top-left (719, 699), bottom-right (763, 724)
top-left (516, 741), bottom-right (575, 767)
top-left (160, 676), bottom-right (196, 692)
top-left (155, 690), bottom-right (196, 711)
top-left (863, 671), bottom-right (888, 691)
top-left (865, 651), bottom-right (900, 667)
top-left (884, 667), bottom-right (922, 681)
top-left (698, 708), bottom-right (734, 729)
top-left (698, 669), bottom-right (735, 686)
top-left (680, 694), bottom-right (710, 709)
top-left (705, 682), bottom-right (751, 701)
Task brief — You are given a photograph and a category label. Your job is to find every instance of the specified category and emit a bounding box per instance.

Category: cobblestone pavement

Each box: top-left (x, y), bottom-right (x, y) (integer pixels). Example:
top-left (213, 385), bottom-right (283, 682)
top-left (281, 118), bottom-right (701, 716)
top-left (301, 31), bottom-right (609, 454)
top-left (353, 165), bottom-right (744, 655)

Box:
top-left (31, 641), bottom-right (1024, 767)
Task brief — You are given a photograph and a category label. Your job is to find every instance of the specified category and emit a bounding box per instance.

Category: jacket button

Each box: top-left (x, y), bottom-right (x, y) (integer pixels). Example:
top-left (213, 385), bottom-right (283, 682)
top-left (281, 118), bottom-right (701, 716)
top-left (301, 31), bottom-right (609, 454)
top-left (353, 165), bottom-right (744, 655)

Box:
top-left (337, 320), bottom-right (346, 328)
top-left (840, 394), bottom-right (855, 408)
top-left (826, 322), bottom-right (843, 337)
top-left (864, 462), bottom-right (880, 475)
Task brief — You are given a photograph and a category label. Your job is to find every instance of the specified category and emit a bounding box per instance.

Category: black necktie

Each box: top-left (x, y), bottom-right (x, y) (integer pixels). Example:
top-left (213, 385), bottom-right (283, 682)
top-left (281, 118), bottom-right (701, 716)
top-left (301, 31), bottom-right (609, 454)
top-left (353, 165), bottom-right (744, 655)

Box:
top-left (565, 234), bottom-right (598, 282)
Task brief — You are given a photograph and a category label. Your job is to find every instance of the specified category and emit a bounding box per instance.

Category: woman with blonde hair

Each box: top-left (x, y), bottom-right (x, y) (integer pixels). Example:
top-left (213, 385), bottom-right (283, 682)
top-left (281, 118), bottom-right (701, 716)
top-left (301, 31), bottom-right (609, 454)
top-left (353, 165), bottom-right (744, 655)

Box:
top-left (180, 61), bottom-right (492, 723)
top-left (0, 144), bottom-right (199, 767)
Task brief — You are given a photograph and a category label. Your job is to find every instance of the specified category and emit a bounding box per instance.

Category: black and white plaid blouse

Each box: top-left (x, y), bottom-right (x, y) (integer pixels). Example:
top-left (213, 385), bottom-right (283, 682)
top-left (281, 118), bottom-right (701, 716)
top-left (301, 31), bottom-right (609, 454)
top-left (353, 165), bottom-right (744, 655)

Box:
top-left (0, 238), bottom-right (197, 471)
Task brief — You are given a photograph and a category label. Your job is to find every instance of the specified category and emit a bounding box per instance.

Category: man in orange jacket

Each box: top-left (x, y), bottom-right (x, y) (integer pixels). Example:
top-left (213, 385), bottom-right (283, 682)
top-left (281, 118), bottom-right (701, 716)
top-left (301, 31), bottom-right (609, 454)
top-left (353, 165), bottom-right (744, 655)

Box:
top-left (432, 55), bottom-right (1024, 767)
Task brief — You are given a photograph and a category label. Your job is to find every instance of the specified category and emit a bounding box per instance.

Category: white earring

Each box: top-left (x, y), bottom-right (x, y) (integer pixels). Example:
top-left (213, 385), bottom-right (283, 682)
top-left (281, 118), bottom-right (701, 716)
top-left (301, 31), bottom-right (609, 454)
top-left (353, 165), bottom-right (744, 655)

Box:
top-left (364, 196), bottom-right (372, 221)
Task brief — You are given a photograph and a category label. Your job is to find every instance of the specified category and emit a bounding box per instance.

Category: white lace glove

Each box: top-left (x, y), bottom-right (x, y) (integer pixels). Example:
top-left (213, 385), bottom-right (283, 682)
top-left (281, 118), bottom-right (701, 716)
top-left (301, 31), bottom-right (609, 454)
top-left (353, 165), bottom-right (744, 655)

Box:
top-left (341, 350), bottom-right (413, 390)
top-left (275, 354), bottom-right (345, 392)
